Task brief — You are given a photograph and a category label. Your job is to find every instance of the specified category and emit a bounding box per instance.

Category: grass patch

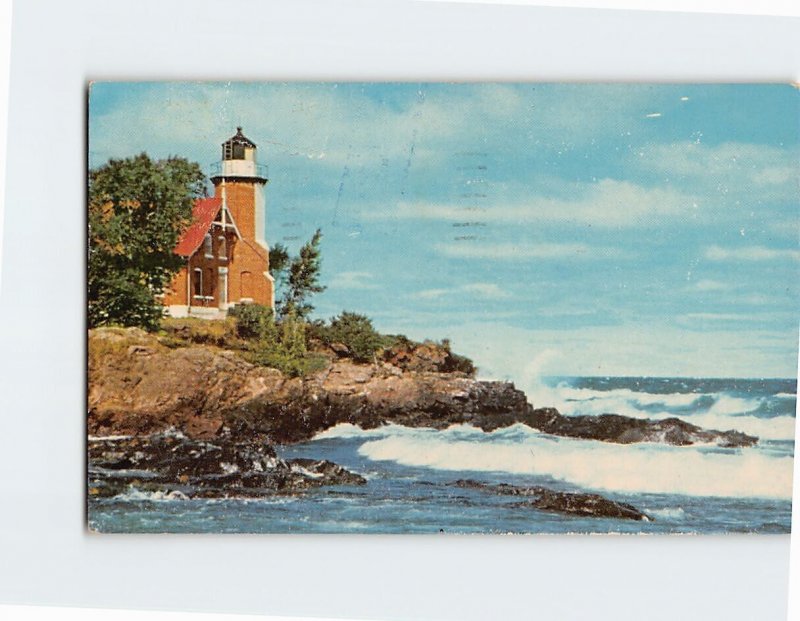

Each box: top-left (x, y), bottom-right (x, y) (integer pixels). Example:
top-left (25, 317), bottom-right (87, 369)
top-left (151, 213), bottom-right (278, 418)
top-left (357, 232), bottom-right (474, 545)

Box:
top-left (159, 317), bottom-right (239, 348)
top-left (151, 306), bottom-right (474, 378)
top-left (241, 348), bottom-right (330, 378)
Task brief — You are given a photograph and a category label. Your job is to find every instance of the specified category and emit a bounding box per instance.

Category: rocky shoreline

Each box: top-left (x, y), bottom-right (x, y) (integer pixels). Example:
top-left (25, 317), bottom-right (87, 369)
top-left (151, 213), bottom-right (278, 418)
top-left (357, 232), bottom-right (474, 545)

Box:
top-left (88, 327), bottom-right (759, 520)
top-left (88, 327), bottom-right (758, 448)
top-left (451, 480), bottom-right (652, 521)
top-left (89, 429), bottom-right (365, 500)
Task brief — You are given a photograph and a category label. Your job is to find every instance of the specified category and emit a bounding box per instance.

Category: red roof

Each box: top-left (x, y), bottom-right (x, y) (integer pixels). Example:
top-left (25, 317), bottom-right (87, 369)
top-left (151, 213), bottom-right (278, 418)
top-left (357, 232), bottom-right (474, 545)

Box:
top-left (174, 197), bottom-right (222, 257)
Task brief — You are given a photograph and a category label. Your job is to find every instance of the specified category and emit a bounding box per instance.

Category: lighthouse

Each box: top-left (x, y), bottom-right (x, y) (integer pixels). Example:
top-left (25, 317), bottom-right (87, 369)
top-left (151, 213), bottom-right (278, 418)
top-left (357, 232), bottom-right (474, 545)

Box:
top-left (164, 128), bottom-right (274, 318)
top-left (211, 127), bottom-right (269, 252)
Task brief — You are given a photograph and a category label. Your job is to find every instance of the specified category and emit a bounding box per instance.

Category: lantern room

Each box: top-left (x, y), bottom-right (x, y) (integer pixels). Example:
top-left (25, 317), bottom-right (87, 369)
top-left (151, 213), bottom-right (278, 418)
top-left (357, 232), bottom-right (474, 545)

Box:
top-left (211, 126), bottom-right (268, 183)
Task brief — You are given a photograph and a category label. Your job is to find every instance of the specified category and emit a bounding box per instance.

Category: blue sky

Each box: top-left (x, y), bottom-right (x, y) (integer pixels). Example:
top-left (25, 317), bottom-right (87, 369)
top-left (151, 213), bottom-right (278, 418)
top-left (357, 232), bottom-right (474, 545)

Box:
top-left (89, 82), bottom-right (799, 380)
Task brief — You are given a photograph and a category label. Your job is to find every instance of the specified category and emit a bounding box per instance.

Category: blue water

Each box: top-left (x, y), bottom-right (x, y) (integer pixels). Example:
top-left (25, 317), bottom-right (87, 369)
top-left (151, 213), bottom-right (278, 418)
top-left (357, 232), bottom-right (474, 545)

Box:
top-left (88, 377), bottom-right (796, 534)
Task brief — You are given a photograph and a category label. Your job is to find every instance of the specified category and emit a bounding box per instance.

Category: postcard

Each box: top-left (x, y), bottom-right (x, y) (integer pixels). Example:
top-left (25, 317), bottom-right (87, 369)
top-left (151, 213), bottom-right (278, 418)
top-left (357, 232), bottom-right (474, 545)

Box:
top-left (87, 82), bottom-right (797, 533)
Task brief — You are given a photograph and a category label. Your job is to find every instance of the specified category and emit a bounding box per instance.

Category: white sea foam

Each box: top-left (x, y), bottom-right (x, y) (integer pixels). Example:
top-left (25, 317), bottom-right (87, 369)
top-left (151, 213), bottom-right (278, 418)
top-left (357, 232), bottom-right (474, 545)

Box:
top-left (313, 422), bottom-right (390, 439)
top-left (532, 384), bottom-right (759, 417)
top-left (351, 425), bottom-right (793, 500)
top-left (646, 507), bottom-right (686, 520)
top-left (313, 422), bottom-right (441, 440)
top-left (524, 383), bottom-right (795, 440)
top-left (677, 412), bottom-right (795, 441)
top-left (290, 464), bottom-right (324, 479)
top-left (115, 488), bottom-right (189, 502)
top-left (705, 394), bottom-right (764, 416)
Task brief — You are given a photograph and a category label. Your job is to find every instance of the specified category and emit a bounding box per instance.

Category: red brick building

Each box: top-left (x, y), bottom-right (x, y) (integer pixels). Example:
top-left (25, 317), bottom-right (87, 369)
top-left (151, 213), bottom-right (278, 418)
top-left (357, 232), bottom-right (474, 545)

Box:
top-left (163, 128), bottom-right (274, 317)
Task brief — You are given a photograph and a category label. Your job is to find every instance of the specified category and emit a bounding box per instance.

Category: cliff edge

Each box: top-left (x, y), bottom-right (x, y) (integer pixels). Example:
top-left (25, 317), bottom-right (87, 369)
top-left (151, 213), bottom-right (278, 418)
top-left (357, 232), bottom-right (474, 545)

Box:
top-left (88, 327), bottom-right (532, 444)
top-left (89, 327), bottom-right (757, 448)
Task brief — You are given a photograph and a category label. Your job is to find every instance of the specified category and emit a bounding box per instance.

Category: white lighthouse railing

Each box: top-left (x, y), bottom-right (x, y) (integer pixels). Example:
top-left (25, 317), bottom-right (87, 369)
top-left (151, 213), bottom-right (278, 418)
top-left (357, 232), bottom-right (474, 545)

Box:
top-left (209, 161), bottom-right (268, 178)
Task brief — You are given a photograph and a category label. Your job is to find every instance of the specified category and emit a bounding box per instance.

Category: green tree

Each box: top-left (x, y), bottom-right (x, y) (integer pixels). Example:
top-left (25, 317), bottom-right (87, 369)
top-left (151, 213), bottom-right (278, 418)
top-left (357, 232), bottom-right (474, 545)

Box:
top-left (268, 242), bottom-right (290, 284)
top-left (322, 311), bottom-right (384, 362)
top-left (88, 153), bottom-right (206, 330)
top-left (278, 229), bottom-right (326, 319)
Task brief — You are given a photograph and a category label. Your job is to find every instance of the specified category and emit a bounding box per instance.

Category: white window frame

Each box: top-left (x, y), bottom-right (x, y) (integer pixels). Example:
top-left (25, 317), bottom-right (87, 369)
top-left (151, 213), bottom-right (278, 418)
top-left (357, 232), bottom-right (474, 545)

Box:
top-left (218, 267), bottom-right (229, 309)
top-left (203, 233), bottom-right (213, 259)
top-left (192, 268), bottom-right (203, 299)
top-left (218, 234), bottom-right (227, 259)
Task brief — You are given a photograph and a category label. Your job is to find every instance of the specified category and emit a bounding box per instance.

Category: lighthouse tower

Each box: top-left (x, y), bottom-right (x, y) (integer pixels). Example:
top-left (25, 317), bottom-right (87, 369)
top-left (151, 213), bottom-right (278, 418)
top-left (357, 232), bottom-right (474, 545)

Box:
top-left (164, 127), bottom-right (274, 317)
top-left (211, 127), bottom-right (269, 253)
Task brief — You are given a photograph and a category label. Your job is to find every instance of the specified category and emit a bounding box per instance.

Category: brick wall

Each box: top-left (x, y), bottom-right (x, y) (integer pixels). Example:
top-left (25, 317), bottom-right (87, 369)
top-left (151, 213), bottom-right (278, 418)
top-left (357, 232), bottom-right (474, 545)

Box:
top-left (164, 181), bottom-right (274, 311)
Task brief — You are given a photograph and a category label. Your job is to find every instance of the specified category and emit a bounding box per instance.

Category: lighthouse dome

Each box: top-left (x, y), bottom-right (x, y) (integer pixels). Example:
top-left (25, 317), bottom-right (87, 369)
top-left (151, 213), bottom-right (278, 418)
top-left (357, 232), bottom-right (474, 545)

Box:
top-left (222, 126), bottom-right (257, 160)
top-left (212, 127), bottom-right (267, 183)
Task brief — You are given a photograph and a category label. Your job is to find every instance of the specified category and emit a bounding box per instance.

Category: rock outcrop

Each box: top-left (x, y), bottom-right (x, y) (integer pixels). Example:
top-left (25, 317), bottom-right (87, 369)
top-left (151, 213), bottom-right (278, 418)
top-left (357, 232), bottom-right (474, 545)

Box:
top-left (88, 327), bottom-right (758, 448)
top-left (527, 408), bottom-right (757, 448)
top-left (88, 429), bottom-right (366, 500)
top-left (88, 327), bottom-right (533, 444)
top-left (452, 480), bottom-right (652, 521)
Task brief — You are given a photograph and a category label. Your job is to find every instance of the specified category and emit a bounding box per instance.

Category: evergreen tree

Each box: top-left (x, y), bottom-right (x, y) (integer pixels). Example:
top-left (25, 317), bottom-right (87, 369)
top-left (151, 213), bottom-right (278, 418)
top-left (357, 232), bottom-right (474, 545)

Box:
top-left (268, 242), bottom-right (290, 291)
top-left (278, 229), bottom-right (326, 319)
top-left (268, 242), bottom-right (290, 273)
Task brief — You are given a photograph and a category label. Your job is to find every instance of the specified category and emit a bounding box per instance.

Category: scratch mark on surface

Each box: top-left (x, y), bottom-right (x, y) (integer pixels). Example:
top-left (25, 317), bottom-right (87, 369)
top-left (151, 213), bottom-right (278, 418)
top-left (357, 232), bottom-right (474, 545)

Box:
top-left (332, 159), bottom-right (351, 226)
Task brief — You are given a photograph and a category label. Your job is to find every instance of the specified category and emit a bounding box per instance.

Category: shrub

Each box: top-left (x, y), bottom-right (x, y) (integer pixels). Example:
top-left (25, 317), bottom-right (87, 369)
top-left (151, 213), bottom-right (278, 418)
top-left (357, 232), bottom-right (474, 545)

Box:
top-left (227, 303), bottom-right (277, 341)
top-left (320, 311), bottom-right (385, 363)
top-left (437, 337), bottom-right (476, 376)
top-left (442, 350), bottom-right (477, 376)
top-left (278, 312), bottom-right (307, 358)
top-left (236, 309), bottom-right (326, 377)
top-left (88, 269), bottom-right (167, 332)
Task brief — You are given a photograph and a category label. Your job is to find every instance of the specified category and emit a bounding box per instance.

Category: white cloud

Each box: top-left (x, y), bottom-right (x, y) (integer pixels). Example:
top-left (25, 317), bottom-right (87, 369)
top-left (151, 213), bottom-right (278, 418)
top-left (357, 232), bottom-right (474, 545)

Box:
top-left (690, 279), bottom-right (731, 292)
top-left (435, 242), bottom-right (624, 260)
top-left (413, 288), bottom-right (450, 300)
top-left (427, 321), bottom-right (797, 380)
top-left (328, 271), bottom-right (379, 290)
top-left (412, 282), bottom-right (512, 300)
top-left (682, 313), bottom-right (753, 321)
top-left (461, 283), bottom-right (512, 299)
top-left (90, 83), bottom-right (423, 169)
top-left (89, 83), bottom-right (665, 176)
top-left (638, 141), bottom-right (798, 202)
top-left (375, 178), bottom-right (696, 228)
top-left (705, 245), bottom-right (800, 262)
top-left (676, 311), bottom-right (796, 327)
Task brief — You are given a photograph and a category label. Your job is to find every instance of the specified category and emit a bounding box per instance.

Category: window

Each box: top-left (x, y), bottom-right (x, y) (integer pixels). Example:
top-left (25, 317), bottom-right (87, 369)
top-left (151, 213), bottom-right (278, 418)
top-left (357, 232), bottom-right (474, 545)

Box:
top-left (193, 268), bottom-right (202, 298)
top-left (203, 234), bottom-right (213, 258)
top-left (206, 269), bottom-right (215, 297)
top-left (232, 143), bottom-right (245, 159)
top-left (218, 235), bottom-right (227, 259)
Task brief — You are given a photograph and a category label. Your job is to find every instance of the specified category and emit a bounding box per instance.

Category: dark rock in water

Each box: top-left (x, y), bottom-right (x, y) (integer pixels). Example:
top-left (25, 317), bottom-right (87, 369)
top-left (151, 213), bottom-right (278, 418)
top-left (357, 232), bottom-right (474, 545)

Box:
top-left (88, 430), bottom-right (366, 500)
top-left (452, 479), bottom-right (652, 521)
top-left (526, 408), bottom-right (757, 448)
